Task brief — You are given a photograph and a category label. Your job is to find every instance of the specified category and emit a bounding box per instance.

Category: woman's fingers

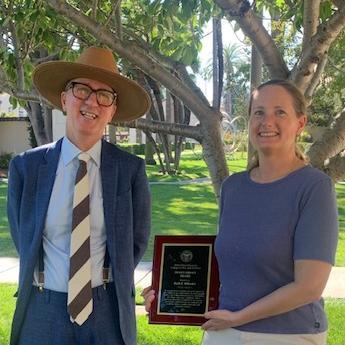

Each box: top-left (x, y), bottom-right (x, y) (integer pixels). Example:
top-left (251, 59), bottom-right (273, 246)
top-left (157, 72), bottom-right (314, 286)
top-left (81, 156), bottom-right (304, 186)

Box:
top-left (141, 286), bottom-right (156, 312)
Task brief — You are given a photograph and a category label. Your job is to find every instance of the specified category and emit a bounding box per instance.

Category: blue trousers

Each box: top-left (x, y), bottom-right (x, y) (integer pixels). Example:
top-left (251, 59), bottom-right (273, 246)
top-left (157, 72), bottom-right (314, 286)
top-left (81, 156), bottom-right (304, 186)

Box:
top-left (18, 283), bottom-right (125, 345)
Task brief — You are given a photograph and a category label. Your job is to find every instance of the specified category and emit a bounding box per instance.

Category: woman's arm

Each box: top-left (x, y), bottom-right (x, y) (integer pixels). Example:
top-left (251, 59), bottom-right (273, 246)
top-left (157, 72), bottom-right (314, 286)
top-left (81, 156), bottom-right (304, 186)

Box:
top-left (202, 259), bottom-right (332, 331)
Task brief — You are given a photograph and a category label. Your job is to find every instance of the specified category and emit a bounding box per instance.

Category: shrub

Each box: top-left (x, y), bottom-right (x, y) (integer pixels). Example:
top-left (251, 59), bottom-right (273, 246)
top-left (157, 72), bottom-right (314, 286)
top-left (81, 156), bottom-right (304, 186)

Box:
top-left (119, 143), bottom-right (146, 155)
top-left (0, 152), bottom-right (13, 169)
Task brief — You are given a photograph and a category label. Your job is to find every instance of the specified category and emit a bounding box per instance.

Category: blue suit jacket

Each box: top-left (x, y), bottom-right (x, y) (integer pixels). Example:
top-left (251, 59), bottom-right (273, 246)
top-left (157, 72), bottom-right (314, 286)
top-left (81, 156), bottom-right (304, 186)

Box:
top-left (7, 138), bottom-right (151, 345)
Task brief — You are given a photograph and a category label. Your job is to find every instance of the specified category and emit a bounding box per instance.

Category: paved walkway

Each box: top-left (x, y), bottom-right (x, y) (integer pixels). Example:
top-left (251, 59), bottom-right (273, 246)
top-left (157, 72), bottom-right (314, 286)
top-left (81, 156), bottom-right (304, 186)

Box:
top-left (1, 258), bottom-right (344, 298)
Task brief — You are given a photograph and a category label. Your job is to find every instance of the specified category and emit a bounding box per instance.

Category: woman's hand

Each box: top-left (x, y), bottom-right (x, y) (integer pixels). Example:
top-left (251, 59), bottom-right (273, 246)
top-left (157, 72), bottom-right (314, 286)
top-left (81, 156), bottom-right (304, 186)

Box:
top-left (141, 286), bottom-right (155, 312)
top-left (201, 309), bottom-right (243, 331)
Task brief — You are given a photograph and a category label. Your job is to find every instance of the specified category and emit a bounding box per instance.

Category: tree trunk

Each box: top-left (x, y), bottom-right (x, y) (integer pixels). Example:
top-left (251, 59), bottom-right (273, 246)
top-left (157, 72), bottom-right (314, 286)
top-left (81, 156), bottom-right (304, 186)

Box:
top-left (26, 102), bottom-right (50, 146)
top-left (247, 6), bottom-right (263, 168)
top-left (145, 137), bottom-right (156, 165)
top-left (108, 124), bottom-right (117, 144)
top-left (200, 117), bottom-right (229, 200)
top-left (144, 112), bottom-right (156, 165)
top-left (212, 17), bottom-right (224, 110)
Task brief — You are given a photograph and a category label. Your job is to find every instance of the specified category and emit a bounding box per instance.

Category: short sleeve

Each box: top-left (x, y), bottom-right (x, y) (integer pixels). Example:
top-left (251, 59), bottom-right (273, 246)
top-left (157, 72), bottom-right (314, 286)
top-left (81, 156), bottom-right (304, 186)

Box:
top-left (294, 178), bottom-right (339, 264)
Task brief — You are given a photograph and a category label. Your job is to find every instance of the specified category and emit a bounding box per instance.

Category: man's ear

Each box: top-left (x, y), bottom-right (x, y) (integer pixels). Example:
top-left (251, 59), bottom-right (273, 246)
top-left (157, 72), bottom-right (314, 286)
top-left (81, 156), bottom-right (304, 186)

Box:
top-left (61, 92), bottom-right (67, 113)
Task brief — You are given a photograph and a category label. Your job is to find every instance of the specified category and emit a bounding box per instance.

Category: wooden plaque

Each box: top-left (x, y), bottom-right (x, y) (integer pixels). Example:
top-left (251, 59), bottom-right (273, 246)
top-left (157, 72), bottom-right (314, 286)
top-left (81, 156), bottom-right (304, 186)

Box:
top-left (149, 235), bottom-right (219, 326)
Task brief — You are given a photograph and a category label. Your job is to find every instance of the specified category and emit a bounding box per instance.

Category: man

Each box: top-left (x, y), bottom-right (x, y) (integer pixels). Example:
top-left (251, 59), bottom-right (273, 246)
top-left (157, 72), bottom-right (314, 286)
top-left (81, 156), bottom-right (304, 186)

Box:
top-left (7, 46), bottom-right (151, 345)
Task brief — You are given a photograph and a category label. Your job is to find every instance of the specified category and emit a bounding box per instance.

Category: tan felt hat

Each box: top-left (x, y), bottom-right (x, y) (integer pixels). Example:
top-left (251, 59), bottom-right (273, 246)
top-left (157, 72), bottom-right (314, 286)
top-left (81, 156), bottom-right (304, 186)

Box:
top-left (33, 46), bottom-right (151, 122)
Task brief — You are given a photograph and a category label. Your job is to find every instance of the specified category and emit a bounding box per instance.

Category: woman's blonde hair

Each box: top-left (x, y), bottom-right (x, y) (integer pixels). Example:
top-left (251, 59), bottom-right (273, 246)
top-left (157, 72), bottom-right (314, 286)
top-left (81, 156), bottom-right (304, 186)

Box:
top-left (247, 79), bottom-right (309, 170)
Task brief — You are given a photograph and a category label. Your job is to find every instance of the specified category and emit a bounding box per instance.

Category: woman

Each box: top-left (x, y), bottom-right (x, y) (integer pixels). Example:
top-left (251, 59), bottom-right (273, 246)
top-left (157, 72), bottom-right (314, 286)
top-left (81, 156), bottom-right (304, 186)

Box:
top-left (143, 80), bottom-right (339, 345)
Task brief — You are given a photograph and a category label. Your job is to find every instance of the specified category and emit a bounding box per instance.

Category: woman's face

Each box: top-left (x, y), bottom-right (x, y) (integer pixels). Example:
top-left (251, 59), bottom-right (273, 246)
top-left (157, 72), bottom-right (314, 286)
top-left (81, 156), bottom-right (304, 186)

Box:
top-left (249, 85), bottom-right (307, 157)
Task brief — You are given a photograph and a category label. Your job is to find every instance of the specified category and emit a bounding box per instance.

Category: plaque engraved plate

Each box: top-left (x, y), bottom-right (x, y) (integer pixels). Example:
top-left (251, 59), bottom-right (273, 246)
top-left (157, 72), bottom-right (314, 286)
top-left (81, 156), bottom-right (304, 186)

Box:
top-left (149, 235), bottom-right (219, 325)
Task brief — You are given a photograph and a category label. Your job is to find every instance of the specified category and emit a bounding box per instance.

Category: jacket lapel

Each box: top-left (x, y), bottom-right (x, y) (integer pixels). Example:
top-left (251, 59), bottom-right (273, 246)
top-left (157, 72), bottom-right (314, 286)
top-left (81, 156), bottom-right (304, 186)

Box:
top-left (101, 141), bottom-right (119, 249)
top-left (35, 140), bottom-right (62, 240)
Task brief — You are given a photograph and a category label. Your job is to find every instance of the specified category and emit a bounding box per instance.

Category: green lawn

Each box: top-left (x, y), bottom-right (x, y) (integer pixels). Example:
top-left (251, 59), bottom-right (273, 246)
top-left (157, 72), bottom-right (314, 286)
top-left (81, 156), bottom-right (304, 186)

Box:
top-left (138, 299), bottom-right (345, 345)
top-left (0, 152), bottom-right (344, 264)
top-left (145, 150), bottom-right (247, 182)
top-left (0, 283), bottom-right (16, 344)
top-left (147, 183), bottom-right (218, 260)
top-left (0, 182), bottom-right (14, 257)
top-left (0, 283), bottom-right (344, 345)
top-left (336, 183), bottom-right (345, 265)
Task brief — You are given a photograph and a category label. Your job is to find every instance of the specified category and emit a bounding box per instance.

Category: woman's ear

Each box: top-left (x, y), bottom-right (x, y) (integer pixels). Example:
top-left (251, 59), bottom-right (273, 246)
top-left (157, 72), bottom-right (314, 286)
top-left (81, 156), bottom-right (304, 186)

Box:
top-left (297, 115), bottom-right (307, 135)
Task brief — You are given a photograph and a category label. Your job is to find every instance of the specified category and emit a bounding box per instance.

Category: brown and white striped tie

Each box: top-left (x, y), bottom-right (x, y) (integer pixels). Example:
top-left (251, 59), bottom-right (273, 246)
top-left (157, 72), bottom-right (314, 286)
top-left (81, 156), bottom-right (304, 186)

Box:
top-left (68, 153), bottom-right (93, 325)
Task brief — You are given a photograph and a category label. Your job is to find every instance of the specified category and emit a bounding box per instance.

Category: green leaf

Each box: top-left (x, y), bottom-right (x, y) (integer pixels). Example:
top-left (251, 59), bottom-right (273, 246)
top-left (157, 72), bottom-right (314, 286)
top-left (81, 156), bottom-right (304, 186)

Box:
top-left (320, 1), bottom-right (333, 21)
top-left (182, 47), bottom-right (195, 66)
top-left (9, 96), bottom-right (18, 110)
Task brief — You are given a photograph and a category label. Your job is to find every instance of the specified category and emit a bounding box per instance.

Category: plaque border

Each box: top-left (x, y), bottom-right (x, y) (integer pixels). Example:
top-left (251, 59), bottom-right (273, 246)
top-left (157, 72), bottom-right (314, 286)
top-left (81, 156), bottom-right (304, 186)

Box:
top-left (149, 235), bottom-right (219, 326)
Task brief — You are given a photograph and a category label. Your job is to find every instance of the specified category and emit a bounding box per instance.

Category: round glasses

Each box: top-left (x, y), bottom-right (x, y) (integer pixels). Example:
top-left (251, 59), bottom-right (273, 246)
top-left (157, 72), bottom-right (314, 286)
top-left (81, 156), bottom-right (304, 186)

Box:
top-left (66, 82), bottom-right (117, 107)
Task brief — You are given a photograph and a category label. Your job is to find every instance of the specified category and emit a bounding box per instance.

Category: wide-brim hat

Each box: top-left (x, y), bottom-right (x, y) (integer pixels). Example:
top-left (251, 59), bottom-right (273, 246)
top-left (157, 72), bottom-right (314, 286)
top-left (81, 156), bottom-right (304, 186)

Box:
top-left (33, 46), bottom-right (151, 122)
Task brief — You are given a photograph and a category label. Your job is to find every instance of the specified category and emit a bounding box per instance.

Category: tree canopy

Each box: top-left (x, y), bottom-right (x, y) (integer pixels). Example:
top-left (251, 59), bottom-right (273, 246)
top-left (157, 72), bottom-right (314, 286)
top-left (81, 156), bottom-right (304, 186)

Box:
top-left (1, 0), bottom-right (345, 196)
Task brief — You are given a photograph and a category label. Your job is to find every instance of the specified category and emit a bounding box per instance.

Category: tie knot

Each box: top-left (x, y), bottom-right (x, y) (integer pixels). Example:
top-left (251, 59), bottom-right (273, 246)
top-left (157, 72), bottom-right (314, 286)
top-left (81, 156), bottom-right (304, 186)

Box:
top-left (78, 152), bottom-right (90, 163)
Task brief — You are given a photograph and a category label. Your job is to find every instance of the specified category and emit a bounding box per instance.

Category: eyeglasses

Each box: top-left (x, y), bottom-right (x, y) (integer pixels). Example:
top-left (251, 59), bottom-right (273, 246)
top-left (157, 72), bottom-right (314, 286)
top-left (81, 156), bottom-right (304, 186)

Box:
top-left (66, 82), bottom-right (117, 107)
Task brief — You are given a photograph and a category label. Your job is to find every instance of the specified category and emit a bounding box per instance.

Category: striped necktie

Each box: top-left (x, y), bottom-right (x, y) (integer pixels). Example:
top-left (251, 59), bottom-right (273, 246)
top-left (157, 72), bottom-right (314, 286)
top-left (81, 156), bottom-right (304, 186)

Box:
top-left (67, 153), bottom-right (93, 325)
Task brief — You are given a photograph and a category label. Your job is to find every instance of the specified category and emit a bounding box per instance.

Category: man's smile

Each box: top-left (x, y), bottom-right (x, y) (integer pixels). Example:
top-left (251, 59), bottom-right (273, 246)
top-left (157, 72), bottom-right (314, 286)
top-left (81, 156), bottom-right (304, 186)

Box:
top-left (80, 110), bottom-right (98, 120)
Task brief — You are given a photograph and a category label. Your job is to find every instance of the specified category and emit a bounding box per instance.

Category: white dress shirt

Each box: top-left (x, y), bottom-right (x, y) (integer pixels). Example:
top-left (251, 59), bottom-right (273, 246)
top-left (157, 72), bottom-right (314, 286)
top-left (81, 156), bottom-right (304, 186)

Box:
top-left (34, 137), bottom-right (112, 292)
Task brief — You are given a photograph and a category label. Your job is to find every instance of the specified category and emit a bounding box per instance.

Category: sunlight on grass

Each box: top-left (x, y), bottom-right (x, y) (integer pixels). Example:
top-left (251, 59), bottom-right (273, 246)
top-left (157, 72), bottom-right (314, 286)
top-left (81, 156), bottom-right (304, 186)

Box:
top-left (1, 156), bottom-right (344, 265)
top-left (0, 283), bottom-right (16, 344)
top-left (137, 315), bottom-right (203, 345)
top-left (326, 299), bottom-right (345, 344)
top-left (0, 283), bottom-right (343, 345)
top-left (335, 184), bottom-right (345, 266)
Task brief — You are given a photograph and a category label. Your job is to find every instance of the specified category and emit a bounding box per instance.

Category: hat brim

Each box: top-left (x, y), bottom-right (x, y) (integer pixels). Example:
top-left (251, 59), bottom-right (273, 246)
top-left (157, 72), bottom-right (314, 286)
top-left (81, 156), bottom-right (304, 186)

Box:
top-left (33, 61), bottom-right (151, 122)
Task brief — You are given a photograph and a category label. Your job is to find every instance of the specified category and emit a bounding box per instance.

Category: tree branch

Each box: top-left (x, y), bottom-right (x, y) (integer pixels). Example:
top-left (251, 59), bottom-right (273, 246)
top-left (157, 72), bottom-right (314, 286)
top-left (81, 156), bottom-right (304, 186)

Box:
top-left (114, 1), bottom-right (122, 40)
top-left (32, 53), bottom-right (60, 65)
top-left (46, 0), bottom-right (219, 122)
top-left (8, 20), bottom-right (25, 91)
top-left (121, 26), bottom-right (210, 105)
top-left (332, 0), bottom-right (344, 9)
top-left (292, 5), bottom-right (345, 91)
top-left (308, 107), bottom-right (345, 167)
top-left (214, 0), bottom-right (289, 79)
top-left (212, 17), bottom-right (223, 110)
top-left (113, 119), bottom-right (203, 142)
top-left (302, 0), bottom-right (320, 53)
top-left (324, 154), bottom-right (345, 182)
top-left (92, 0), bottom-right (98, 20)
top-left (305, 53), bottom-right (327, 103)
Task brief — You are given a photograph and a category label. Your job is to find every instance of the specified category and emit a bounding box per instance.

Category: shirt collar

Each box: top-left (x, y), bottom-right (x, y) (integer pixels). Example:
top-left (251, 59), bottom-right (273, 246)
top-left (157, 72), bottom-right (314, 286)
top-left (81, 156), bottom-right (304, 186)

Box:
top-left (61, 137), bottom-right (102, 167)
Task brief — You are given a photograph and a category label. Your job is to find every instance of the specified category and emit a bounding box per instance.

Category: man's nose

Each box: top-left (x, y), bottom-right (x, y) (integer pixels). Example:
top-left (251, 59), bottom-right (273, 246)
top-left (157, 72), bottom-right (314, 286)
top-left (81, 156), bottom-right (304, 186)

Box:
top-left (84, 91), bottom-right (98, 105)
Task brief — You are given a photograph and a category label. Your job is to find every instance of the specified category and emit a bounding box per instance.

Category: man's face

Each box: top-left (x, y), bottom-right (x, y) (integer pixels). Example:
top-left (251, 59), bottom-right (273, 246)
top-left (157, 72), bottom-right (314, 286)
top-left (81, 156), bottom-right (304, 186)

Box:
top-left (61, 78), bottom-right (117, 148)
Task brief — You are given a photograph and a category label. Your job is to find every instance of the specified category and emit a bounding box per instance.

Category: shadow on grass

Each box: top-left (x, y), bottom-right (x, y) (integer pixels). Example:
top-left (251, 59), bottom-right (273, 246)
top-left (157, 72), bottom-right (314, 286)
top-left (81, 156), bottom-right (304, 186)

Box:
top-left (143, 183), bottom-right (218, 261)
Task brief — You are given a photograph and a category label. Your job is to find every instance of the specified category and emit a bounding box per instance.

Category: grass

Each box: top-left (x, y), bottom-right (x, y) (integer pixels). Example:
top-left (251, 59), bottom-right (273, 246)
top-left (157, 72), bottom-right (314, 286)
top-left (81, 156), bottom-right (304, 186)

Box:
top-left (0, 283), bottom-right (16, 344)
top-left (325, 299), bottom-right (345, 344)
top-left (147, 183), bottom-right (218, 261)
top-left (336, 183), bottom-right (345, 266)
top-left (0, 283), bottom-right (343, 345)
top-left (0, 182), bottom-right (15, 257)
top-left (0, 152), bottom-right (344, 265)
top-left (137, 315), bottom-right (203, 345)
top-left (145, 150), bottom-right (247, 182)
